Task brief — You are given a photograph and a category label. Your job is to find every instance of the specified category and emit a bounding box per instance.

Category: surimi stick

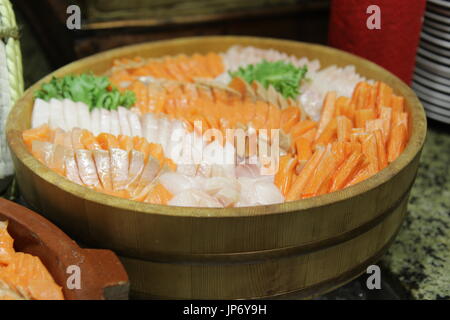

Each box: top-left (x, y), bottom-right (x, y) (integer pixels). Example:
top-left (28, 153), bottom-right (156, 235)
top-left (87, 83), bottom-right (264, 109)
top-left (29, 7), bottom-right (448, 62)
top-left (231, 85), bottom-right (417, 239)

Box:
top-left (387, 124), bottom-right (407, 163)
top-left (337, 116), bottom-right (353, 142)
top-left (286, 147), bottom-right (326, 201)
top-left (329, 151), bottom-right (364, 192)
top-left (315, 91), bottom-right (337, 140)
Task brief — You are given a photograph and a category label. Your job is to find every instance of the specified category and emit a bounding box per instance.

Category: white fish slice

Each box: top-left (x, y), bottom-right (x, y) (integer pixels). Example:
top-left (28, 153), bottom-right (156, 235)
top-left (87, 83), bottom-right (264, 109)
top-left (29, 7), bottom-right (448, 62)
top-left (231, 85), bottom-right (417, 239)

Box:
top-left (165, 119), bottom-right (185, 160)
top-left (128, 111), bottom-right (142, 137)
top-left (76, 102), bottom-right (91, 131)
top-left (51, 128), bottom-right (66, 146)
top-left (75, 149), bottom-right (100, 187)
top-left (31, 98), bottom-right (50, 128)
top-left (125, 150), bottom-right (145, 191)
top-left (63, 99), bottom-right (78, 130)
top-left (62, 131), bottom-right (73, 149)
top-left (71, 127), bottom-right (84, 149)
top-left (64, 148), bottom-right (83, 185)
top-left (109, 110), bottom-right (120, 136)
top-left (93, 149), bottom-right (113, 191)
top-left (168, 189), bottom-right (223, 208)
top-left (142, 113), bottom-right (159, 143)
top-left (118, 107), bottom-right (131, 136)
top-left (132, 156), bottom-right (160, 198)
top-left (158, 117), bottom-right (172, 152)
top-left (202, 177), bottom-right (240, 207)
top-left (159, 171), bottom-right (195, 195)
top-left (110, 147), bottom-right (129, 191)
top-left (31, 140), bottom-right (54, 166)
top-left (100, 108), bottom-right (111, 135)
top-left (49, 99), bottom-right (66, 130)
top-left (90, 108), bottom-right (101, 136)
top-left (49, 144), bottom-right (67, 175)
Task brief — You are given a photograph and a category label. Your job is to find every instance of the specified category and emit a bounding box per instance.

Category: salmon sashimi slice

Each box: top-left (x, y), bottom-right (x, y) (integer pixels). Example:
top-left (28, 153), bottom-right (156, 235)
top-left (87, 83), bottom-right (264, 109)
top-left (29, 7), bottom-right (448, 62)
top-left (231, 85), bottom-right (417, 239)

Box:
top-left (1, 252), bottom-right (64, 300)
top-left (144, 183), bottom-right (173, 205)
top-left (81, 130), bottom-right (101, 150)
top-left (0, 221), bottom-right (14, 266)
top-left (22, 124), bottom-right (51, 147)
top-left (97, 133), bottom-right (120, 150)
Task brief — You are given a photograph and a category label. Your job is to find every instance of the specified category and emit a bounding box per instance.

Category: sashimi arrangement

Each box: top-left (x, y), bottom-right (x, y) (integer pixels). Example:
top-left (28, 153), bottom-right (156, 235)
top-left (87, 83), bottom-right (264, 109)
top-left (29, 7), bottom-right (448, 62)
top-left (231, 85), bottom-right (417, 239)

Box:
top-left (22, 46), bottom-right (410, 208)
top-left (0, 221), bottom-right (64, 300)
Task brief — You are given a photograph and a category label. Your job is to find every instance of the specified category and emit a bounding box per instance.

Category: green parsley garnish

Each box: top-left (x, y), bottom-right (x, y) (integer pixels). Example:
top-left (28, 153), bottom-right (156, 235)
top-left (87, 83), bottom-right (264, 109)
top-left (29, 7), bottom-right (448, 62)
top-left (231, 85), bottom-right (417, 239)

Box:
top-left (229, 60), bottom-right (308, 99)
top-left (34, 73), bottom-right (136, 111)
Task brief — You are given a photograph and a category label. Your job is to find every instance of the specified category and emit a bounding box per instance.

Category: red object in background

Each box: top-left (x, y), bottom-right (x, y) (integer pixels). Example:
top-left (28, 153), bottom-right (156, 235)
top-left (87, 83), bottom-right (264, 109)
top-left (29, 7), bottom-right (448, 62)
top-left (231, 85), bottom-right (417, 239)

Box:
top-left (328, 0), bottom-right (426, 84)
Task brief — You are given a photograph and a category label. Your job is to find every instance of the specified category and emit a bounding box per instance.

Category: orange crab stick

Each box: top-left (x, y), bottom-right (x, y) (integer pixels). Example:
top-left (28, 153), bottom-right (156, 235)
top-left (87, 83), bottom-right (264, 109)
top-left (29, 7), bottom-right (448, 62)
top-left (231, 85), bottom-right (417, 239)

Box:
top-left (274, 155), bottom-right (297, 196)
top-left (329, 151), bottom-right (364, 192)
top-left (387, 124), bottom-right (407, 163)
top-left (286, 147), bottom-right (326, 201)
top-left (315, 91), bottom-right (337, 140)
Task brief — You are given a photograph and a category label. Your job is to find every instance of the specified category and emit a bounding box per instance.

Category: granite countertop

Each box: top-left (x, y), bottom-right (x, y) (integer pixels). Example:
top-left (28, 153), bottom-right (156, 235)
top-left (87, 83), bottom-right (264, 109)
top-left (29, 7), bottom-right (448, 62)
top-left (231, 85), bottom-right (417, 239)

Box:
top-left (381, 118), bottom-right (450, 300)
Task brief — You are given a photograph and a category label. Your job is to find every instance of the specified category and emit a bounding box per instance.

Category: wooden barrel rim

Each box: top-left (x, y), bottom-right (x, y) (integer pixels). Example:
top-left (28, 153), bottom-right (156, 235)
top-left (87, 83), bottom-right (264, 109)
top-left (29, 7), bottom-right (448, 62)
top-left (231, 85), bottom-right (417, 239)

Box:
top-left (6, 36), bottom-right (427, 217)
top-left (129, 216), bottom-right (403, 300)
top-left (113, 179), bottom-right (414, 264)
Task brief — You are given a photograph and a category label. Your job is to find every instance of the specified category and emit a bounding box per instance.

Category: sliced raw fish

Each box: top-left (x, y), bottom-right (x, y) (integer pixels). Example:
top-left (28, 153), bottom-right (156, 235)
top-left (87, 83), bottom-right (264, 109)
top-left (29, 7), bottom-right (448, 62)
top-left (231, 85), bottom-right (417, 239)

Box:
top-left (49, 144), bottom-right (66, 175)
top-left (63, 99), bottom-right (78, 130)
top-left (93, 149), bottom-right (112, 191)
top-left (100, 108), bottom-right (111, 134)
top-left (31, 140), bottom-right (54, 166)
top-left (71, 128), bottom-right (84, 149)
top-left (62, 132), bottom-right (72, 149)
top-left (168, 189), bottom-right (223, 208)
top-left (64, 148), bottom-right (82, 185)
top-left (237, 177), bottom-right (283, 206)
top-left (76, 102), bottom-right (91, 131)
top-left (142, 113), bottom-right (158, 143)
top-left (90, 108), bottom-right (101, 136)
top-left (125, 150), bottom-right (145, 191)
top-left (75, 149), bottom-right (100, 187)
top-left (159, 171), bottom-right (196, 195)
top-left (31, 99), bottom-right (50, 128)
top-left (128, 112), bottom-right (142, 137)
top-left (110, 147), bottom-right (129, 191)
top-left (49, 99), bottom-right (66, 130)
top-left (143, 183), bottom-right (173, 205)
top-left (110, 110), bottom-right (120, 136)
top-left (51, 128), bottom-right (65, 146)
top-left (117, 107), bottom-right (131, 136)
top-left (132, 156), bottom-right (160, 198)
top-left (158, 117), bottom-right (171, 150)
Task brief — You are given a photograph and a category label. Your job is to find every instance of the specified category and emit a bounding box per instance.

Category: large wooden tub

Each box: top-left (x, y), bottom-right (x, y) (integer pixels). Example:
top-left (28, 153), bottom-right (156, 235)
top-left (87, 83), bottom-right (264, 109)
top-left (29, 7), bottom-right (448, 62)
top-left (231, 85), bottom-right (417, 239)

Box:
top-left (6, 36), bottom-right (427, 299)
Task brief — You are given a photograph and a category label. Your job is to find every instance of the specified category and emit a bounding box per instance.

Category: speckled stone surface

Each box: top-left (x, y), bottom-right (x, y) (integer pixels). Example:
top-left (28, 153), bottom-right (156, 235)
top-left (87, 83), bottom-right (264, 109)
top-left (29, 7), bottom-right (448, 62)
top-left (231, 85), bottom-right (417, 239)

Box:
top-left (382, 119), bottom-right (450, 300)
